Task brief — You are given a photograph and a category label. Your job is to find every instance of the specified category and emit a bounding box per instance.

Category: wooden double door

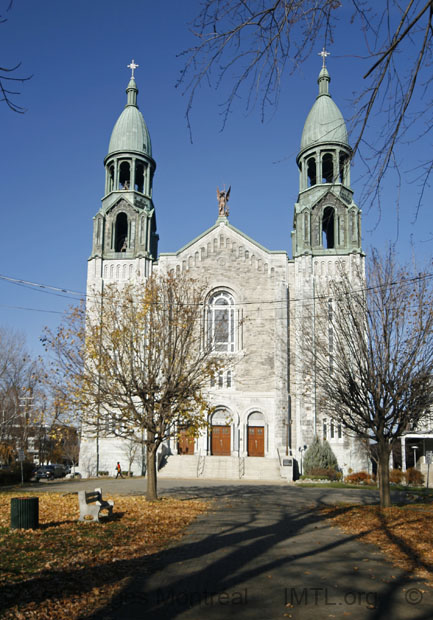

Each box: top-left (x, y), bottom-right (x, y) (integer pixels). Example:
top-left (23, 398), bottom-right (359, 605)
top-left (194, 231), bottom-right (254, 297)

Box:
top-left (248, 426), bottom-right (264, 457)
top-left (178, 429), bottom-right (195, 455)
top-left (211, 425), bottom-right (231, 456)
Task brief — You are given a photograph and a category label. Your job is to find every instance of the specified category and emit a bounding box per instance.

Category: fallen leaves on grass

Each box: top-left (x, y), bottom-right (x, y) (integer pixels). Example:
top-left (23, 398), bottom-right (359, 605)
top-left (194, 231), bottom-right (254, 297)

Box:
top-left (322, 504), bottom-right (433, 586)
top-left (0, 492), bottom-right (209, 619)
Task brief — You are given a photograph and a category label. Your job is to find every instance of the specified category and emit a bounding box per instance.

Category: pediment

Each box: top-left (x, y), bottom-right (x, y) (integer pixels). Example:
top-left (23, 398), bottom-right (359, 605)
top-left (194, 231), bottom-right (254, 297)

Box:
top-left (311, 187), bottom-right (354, 212)
top-left (159, 219), bottom-right (287, 278)
top-left (106, 197), bottom-right (137, 217)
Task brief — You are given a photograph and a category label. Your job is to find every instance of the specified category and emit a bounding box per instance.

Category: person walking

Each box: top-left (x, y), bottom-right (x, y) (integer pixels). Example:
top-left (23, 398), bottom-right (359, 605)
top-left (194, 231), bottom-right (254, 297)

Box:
top-left (115, 462), bottom-right (124, 478)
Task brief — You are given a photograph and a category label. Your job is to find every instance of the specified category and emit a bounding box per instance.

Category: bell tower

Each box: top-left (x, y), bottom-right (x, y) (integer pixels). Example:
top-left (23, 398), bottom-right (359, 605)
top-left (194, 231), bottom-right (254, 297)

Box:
top-left (292, 53), bottom-right (362, 258)
top-left (87, 61), bottom-right (158, 293)
top-left (291, 52), bottom-right (365, 464)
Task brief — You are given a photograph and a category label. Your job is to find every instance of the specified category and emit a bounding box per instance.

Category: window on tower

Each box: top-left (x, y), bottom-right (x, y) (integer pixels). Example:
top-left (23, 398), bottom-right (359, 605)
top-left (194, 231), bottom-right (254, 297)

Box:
top-left (322, 153), bottom-right (334, 183)
top-left (119, 161), bottom-right (131, 190)
top-left (322, 207), bottom-right (335, 249)
top-left (135, 162), bottom-right (145, 193)
top-left (339, 153), bottom-right (346, 183)
top-left (307, 157), bottom-right (316, 186)
top-left (108, 164), bottom-right (115, 192)
top-left (114, 212), bottom-right (128, 252)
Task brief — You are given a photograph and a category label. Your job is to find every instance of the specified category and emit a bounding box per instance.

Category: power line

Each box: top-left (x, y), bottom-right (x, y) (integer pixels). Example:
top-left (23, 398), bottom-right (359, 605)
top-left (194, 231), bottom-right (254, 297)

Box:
top-left (0, 274), bottom-right (84, 300)
top-left (0, 304), bottom-right (64, 315)
top-left (1, 269), bottom-right (433, 311)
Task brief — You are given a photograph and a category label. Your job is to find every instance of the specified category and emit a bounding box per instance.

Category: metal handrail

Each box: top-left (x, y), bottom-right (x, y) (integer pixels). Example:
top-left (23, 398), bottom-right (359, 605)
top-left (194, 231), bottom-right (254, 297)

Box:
top-left (197, 452), bottom-right (206, 477)
top-left (238, 456), bottom-right (245, 479)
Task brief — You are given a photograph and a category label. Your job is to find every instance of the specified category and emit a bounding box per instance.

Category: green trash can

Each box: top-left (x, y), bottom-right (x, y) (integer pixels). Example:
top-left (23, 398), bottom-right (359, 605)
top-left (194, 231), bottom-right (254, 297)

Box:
top-left (10, 497), bottom-right (39, 529)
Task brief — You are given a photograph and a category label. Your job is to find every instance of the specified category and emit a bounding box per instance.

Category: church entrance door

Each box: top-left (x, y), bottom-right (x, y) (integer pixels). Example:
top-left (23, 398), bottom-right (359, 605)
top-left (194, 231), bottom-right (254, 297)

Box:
top-left (178, 429), bottom-right (195, 455)
top-left (248, 426), bottom-right (264, 457)
top-left (211, 426), bottom-right (231, 455)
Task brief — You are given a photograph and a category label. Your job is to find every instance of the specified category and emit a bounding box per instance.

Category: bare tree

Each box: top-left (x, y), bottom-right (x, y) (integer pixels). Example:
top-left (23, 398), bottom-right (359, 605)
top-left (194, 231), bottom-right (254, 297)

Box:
top-left (43, 273), bottom-right (223, 501)
top-left (310, 250), bottom-right (433, 507)
top-left (0, 1), bottom-right (31, 113)
top-left (179, 1), bottom-right (433, 215)
top-left (121, 436), bottom-right (140, 477)
top-left (0, 328), bottom-right (46, 462)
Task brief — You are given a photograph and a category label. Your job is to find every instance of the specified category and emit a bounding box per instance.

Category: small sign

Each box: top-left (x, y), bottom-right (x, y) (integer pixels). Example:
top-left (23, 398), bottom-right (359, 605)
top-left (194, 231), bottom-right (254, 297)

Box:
top-left (17, 449), bottom-right (25, 462)
top-left (426, 451), bottom-right (433, 465)
top-left (282, 459), bottom-right (293, 467)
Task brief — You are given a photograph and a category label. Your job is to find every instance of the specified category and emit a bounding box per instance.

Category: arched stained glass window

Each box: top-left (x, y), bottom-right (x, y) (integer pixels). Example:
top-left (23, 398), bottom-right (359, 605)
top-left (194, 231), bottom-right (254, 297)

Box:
top-left (208, 291), bottom-right (235, 352)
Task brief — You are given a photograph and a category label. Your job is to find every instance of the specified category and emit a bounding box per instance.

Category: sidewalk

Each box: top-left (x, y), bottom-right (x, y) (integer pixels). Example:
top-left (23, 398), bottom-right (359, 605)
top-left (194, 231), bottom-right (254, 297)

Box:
top-left (87, 484), bottom-right (433, 620)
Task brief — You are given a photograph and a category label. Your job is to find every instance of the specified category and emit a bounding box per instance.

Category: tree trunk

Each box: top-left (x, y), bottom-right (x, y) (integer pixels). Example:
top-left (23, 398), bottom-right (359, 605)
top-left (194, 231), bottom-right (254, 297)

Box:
top-left (377, 447), bottom-right (391, 508)
top-left (146, 444), bottom-right (158, 501)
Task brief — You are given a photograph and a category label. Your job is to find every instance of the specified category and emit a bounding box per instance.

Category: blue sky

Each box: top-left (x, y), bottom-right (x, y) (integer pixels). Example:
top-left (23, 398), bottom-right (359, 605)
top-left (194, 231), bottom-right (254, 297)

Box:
top-left (1, 0), bottom-right (432, 356)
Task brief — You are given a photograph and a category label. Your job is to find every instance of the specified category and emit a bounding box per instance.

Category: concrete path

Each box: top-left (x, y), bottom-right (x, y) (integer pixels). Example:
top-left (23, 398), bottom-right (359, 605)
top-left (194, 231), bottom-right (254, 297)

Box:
top-left (34, 479), bottom-right (426, 620)
top-left (13, 478), bottom-right (433, 618)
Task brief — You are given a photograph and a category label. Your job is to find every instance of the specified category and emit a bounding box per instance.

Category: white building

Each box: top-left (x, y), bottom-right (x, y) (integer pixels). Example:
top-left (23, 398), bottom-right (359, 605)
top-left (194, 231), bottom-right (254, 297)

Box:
top-left (80, 59), bottom-right (367, 480)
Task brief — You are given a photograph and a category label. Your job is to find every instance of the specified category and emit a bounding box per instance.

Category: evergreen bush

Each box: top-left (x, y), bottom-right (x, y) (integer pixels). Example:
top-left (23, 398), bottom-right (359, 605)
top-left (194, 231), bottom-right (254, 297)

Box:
top-left (303, 436), bottom-right (339, 475)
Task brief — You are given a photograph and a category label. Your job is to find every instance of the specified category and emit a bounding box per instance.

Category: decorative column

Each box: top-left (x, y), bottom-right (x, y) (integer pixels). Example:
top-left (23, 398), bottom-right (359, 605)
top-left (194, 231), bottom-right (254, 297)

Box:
top-left (401, 436), bottom-right (407, 471)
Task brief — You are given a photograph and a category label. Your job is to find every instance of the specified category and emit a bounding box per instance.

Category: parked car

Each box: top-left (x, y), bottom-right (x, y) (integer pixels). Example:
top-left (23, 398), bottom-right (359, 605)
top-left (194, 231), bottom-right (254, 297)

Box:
top-left (32, 464), bottom-right (68, 481)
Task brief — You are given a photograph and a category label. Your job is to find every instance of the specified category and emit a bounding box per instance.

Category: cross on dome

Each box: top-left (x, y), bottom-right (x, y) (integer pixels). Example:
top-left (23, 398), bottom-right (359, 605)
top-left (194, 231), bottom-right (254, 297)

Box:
top-left (318, 47), bottom-right (330, 68)
top-left (127, 59), bottom-right (139, 78)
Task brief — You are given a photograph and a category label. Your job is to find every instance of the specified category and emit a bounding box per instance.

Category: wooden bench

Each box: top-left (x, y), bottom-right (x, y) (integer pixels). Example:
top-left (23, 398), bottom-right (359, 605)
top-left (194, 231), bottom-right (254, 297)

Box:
top-left (78, 487), bottom-right (114, 522)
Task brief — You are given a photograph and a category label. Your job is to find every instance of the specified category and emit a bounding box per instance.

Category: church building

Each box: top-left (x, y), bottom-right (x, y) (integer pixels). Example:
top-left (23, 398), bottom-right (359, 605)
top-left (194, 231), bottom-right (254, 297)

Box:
top-left (79, 57), bottom-right (367, 480)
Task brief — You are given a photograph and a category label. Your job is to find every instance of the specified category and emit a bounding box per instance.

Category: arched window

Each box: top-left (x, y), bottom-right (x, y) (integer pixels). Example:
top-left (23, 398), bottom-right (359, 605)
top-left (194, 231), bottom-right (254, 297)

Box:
top-left (322, 207), bottom-right (335, 249)
top-left (135, 162), bottom-right (144, 193)
top-left (207, 291), bottom-right (235, 352)
top-left (108, 164), bottom-right (115, 192)
top-left (307, 157), bottom-right (316, 186)
top-left (114, 212), bottom-right (128, 252)
top-left (339, 153), bottom-right (346, 183)
top-left (119, 161), bottom-right (130, 190)
top-left (322, 153), bottom-right (334, 183)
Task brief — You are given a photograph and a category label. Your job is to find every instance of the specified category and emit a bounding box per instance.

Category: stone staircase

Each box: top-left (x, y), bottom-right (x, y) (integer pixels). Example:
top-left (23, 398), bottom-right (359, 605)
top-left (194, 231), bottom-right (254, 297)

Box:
top-left (158, 454), bottom-right (283, 481)
top-left (202, 456), bottom-right (241, 479)
top-left (158, 455), bottom-right (199, 479)
top-left (242, 456), bottom-right (281, 480)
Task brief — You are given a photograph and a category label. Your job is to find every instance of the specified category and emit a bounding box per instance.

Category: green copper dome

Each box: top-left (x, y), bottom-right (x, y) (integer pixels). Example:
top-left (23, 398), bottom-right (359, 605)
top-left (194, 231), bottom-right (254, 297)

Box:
top-left (300, 66), bottom-right (348, 153)
top-left (107, 77), bottom-right (152, 157)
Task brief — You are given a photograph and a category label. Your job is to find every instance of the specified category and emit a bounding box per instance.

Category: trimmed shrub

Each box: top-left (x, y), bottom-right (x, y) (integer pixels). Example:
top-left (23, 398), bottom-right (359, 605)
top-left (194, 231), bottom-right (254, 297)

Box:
top-left (303, 436), bottom-right (339, 475)
top-left (345, 471), bottom-right (374, 485)
top-left (389, 468), bottom-right (404, 484)
top-left (308, 467), bottom-right (342, 480)
top-left (405, 468), bottom-right (424, 486)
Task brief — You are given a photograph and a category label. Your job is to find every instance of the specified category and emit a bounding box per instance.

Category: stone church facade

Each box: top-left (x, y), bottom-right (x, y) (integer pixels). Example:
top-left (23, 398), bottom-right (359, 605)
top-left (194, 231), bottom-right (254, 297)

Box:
top-left (79, 60), bottom-right (367, 480)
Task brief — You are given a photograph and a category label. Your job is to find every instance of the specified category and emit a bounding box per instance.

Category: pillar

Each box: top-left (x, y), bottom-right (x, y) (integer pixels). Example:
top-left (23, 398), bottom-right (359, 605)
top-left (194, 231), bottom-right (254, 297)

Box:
top-left (401, 435), bottom-right (406, 471)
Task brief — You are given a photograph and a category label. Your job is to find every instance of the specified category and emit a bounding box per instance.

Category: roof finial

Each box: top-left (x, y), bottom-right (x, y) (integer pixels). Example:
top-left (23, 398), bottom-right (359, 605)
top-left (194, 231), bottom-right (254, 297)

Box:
top-left (127, 59), bottom-right (139, 78)
top-left (318, 47), bottom-right (330, 68)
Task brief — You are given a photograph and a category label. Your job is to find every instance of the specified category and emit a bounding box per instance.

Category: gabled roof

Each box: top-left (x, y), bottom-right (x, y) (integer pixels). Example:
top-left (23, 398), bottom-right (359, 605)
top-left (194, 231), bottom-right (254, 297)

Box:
top-left (159, 217), bottom-right (287, 258)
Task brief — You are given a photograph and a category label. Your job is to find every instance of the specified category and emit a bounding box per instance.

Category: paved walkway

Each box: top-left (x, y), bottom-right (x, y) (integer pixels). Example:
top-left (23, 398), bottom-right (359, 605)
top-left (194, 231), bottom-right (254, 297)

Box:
top-left (15, 478), bottom-right (433, 619)
top-left (58, 480), bottom-right (433, 620)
